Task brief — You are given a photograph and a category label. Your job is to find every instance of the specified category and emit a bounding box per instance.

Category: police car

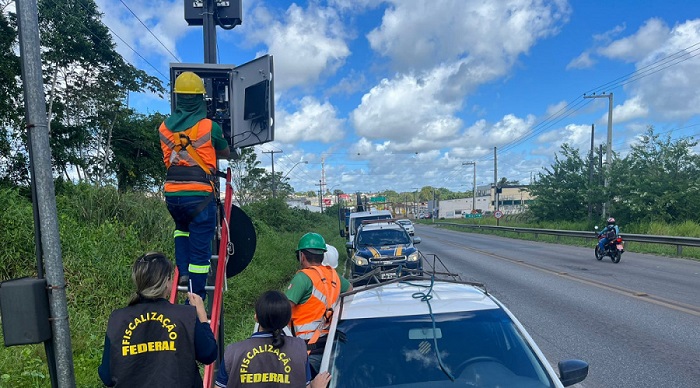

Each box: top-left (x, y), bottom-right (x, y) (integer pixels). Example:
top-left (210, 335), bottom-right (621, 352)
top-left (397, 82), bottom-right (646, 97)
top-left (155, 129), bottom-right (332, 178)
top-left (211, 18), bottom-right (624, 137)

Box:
top-left (319, 275), bottom-right (589, 387)
top-left (345, 220), bottom-right (422, 282)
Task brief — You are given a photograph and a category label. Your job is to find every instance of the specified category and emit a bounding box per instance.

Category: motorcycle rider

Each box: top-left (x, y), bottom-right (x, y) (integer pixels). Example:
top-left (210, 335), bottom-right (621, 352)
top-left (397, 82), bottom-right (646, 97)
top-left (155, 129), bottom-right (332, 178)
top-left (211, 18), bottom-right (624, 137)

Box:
top-left (597, 217), bottom-right (620, 257)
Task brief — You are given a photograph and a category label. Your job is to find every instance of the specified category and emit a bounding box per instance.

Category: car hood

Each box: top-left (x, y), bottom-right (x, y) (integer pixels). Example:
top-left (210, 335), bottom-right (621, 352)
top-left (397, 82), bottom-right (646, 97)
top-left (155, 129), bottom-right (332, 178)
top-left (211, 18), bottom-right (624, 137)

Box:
top-left (356, 244), bottom-right (416, 258)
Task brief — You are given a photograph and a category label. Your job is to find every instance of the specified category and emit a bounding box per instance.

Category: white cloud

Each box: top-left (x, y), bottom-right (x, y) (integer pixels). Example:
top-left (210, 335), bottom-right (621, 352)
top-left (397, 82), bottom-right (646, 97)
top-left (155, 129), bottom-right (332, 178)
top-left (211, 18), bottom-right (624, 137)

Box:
top-left (367, 0), bottom-right (570, 73)
top-left (602, 95), bottom-right (648, 124)
top-left (598, 18), bottom-right (669, 62)
top-left (537, 123), bottom-right (590, 147)
top-left (626, 19), bottom-right (700, 121)
top-left (350, 67), bottom-right (463, 146)
top-left (275, 96), bottom-right (345, 143)
top-left (545, 100), bottom-right (569, 117)
top-left (245, 3), bottom-right (351, 91)
top-left (567, 51), bottom-right (595, 69)
top-left (96, 0), bottom-right (189, 70)
top-left (464, 114), bottom-right (536, 150)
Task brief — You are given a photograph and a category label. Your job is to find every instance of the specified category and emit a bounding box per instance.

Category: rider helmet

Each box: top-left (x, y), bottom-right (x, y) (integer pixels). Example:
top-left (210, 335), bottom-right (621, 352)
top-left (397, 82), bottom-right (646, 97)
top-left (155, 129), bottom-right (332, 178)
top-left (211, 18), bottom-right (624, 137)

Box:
top-left (607, 217), bottom-right (615, 225)
top-left (296, 232), bottom-right (327, 255)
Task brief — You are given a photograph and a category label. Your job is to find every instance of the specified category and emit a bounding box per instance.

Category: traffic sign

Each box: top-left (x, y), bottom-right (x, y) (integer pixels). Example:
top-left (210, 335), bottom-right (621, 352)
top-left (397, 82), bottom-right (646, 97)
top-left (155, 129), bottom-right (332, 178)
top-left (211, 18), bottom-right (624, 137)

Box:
top-left (464, 213), bottom-right (482, 219)
top-left (494, 210), bottom-right (503, 219)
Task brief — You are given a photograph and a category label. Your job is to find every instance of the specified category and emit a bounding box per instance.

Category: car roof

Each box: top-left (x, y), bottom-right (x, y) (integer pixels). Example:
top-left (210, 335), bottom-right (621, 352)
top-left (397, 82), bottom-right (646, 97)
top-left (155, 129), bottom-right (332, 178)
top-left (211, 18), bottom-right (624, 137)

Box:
top-left (340, 280), bottom-right (498, 320)
top-left (358, 221), bottom-right (404, 232)
top-left (349, 210), bottom-right (392, 218)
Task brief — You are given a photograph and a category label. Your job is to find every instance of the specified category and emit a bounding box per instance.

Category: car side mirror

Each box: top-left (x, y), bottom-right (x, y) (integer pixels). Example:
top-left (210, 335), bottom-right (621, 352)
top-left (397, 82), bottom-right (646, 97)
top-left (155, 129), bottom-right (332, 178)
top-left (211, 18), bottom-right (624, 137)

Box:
top-left (340, 230), bottom-right (345, 238)
top-left (558, 359), bottom-right (588, 387)
top-left (345, 241), bottom-right (353, 249)
top-left (413, 237), bottom-right (421, 244)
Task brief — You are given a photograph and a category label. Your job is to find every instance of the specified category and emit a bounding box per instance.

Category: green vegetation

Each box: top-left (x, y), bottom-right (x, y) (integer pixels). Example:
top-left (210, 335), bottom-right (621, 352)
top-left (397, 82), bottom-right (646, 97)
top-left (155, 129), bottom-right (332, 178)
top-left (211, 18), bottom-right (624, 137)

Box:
top-left (529, 127), bottom-right (700, 225)
top-left (0, 185), bottom-right (345, 387)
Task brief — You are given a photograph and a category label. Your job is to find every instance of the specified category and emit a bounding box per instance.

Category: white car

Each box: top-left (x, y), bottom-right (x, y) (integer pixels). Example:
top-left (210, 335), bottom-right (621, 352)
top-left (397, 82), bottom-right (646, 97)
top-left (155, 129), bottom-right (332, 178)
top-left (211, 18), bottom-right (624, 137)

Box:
top-left (396, 218), bottom-right (415, 235)
top-left (320, 276), bottom-right (588, 387)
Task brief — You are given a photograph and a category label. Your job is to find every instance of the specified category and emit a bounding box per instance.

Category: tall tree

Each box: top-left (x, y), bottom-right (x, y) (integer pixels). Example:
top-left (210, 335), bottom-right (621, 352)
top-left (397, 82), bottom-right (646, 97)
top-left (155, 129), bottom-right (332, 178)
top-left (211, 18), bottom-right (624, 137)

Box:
top-left (0, 2), bottom-right (24, 185)
top-left (109, 111), bottom-right (166, 192)
top-left (528, 144), bottom-right (591, 221)
top-left (230, 147), bottom-right (266, 206)
top-left (35, 0), bottom-right (162, 182)
top-left (610, 127), bottom-right (700, 223)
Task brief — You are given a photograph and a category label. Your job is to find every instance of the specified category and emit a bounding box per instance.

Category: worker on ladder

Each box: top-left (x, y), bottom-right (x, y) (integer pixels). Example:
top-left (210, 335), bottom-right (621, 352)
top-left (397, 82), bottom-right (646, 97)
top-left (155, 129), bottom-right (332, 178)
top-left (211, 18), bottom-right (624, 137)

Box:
top-left (159, 71), bottom-right (230, 301)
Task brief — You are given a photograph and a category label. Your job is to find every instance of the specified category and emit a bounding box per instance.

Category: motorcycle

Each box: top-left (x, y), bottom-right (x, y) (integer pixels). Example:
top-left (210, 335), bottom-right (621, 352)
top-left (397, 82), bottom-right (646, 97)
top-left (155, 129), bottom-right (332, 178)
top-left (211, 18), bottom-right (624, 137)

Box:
top-left (594, 226), bottom-right (624, 263)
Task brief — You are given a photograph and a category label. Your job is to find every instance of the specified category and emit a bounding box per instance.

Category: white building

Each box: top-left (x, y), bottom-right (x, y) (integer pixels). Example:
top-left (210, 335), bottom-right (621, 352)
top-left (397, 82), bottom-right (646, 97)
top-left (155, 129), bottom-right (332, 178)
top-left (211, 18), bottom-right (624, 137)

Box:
top-left (437, 185), bottom-right (533, 219)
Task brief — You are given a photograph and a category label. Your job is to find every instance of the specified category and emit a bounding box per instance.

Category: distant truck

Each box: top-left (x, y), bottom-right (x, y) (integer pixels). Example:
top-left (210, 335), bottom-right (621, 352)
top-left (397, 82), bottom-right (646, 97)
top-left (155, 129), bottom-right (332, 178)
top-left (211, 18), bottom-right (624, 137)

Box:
top-left (342, 209), bottom-right (393, 256)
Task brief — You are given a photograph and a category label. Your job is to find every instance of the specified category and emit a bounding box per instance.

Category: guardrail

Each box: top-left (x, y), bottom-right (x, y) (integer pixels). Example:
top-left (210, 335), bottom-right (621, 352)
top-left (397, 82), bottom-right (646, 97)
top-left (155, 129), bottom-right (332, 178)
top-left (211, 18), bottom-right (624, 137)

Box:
top-left (434, 222), bottom-right (700, 256)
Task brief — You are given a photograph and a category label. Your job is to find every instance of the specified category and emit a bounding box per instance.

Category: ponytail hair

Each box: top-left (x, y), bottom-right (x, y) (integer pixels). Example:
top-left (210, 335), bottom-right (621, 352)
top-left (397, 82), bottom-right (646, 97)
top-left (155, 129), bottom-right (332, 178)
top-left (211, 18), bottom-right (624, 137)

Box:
top-left (128, 252), bottom-right (173, 306)
top-left (255, 290), bottom-right (292, 348)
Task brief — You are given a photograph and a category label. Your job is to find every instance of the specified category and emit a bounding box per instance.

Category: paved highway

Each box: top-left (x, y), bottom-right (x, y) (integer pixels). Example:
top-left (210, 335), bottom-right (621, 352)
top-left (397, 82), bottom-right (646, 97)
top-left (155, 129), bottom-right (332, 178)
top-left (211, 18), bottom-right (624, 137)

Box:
top-left (413, 224), bottom-right (700, 388)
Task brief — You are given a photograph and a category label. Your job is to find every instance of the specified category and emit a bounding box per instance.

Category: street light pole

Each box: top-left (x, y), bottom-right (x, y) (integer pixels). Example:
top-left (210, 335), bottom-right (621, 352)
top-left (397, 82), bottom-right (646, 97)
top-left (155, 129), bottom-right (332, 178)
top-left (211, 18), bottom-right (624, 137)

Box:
top-left (263, 149), bottom-right (283, 198)
top-left (282, 160), bottom-right (308, 180)
top-left (463, 161), bottom-right (476, 213)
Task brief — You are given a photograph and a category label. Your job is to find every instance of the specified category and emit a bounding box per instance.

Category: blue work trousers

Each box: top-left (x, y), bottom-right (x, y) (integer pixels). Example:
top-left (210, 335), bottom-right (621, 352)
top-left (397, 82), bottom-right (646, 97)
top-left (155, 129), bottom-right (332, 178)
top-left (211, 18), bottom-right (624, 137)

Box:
top-left (166, 195), bottom-right (216, 300)
top-left (598, 237), bottom-right (609, 252)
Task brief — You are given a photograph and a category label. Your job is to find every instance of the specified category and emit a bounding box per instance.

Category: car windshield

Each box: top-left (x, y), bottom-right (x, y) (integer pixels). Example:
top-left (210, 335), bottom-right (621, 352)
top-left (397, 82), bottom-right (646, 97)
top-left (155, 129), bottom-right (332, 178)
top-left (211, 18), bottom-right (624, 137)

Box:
top-left (357, 229), bottom-right (411, 246)
top-left (397, 220), bottom-right (412, 226)
top-left (327, 309), bottom-right (554, 388)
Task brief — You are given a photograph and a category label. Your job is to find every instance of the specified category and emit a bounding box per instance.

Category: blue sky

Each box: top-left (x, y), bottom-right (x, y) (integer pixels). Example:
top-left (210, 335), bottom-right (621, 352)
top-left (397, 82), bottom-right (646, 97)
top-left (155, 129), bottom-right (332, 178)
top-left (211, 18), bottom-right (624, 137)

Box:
top-left (97, 0), bottom-right (700, 194)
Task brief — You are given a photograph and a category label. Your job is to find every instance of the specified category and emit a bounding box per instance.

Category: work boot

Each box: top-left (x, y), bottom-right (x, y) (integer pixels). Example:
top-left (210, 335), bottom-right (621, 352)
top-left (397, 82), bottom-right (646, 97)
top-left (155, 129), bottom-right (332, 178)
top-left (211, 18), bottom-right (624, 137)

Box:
top-left (178, 274), bottom-right (190, 287)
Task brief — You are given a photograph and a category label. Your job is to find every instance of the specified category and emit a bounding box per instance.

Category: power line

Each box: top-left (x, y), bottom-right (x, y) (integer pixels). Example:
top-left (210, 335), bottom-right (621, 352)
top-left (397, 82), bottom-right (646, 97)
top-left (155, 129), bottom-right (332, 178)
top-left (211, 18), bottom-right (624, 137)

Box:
top-left (65, 0), bottom-right (169, 82)
top-left (117, 0), bottom-right (179, 62)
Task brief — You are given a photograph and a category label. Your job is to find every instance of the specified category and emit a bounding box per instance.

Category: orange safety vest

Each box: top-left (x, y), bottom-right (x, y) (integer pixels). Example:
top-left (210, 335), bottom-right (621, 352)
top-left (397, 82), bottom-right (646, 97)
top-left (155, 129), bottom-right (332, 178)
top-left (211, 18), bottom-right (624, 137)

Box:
top-left (159, 119), bottom-right (217, 193)
top-left (291, 266), bottom-right (341, 345)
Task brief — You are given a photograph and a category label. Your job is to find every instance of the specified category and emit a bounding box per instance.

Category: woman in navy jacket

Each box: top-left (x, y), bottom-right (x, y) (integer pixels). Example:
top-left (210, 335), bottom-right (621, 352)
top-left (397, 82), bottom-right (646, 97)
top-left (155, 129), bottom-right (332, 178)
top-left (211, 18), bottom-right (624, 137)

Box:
top-left (98, 252), bottom-right (217, 387)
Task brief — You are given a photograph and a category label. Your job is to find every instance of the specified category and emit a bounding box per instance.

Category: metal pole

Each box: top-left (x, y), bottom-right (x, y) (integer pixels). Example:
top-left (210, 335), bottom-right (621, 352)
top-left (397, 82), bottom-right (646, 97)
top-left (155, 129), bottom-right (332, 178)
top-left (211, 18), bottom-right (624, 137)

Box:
top-left (463, 161), bottom-right (477, 213)
top-left (605, 93), bottom-right (613, 216)
top-left (472, 163), bottom-right (476, 213)
top-left (494, 147), bottom-right (499, 226)
top-left (203, 0), bottom-right (217, 64)
top-left (584, 93), bottom-right (613, 217)
top-left (16, 0), bottom-right (75, 386)
top-left (588, 124), bottom-right (594, 221)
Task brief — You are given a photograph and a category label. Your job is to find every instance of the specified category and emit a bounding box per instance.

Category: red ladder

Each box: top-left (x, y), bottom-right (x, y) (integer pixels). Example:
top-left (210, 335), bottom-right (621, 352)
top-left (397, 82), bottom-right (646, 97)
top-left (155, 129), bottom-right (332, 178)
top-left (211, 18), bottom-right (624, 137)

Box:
top-left (169, 167), bottom-right (233, 387)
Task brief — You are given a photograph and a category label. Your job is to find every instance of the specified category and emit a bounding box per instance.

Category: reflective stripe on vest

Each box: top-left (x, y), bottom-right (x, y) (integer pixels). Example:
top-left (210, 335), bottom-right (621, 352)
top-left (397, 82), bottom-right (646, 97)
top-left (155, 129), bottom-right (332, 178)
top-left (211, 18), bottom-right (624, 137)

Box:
top-left (159, 119), bottom-right (216, 193)
top-left (291, 266), bottom-right (340, 340)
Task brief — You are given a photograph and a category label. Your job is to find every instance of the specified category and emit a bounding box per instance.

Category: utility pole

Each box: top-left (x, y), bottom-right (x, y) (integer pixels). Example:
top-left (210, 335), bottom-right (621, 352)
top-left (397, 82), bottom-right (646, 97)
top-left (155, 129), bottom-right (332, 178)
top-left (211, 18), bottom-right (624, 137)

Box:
top-left (463, 161), bottom-right (476, 213)
top-left (588, 124), bottom-right (595, 221)
top-left (317, 180), bottom-right (324, 213)
top-left (263, 150), bottom-right (283, 198)
top-left (413, 190), bottom-right (418, 218)
top-left (320, 156), bottom-right (326, 199)
top-left (494, 147), bottom-right (500, 226)
top-left (584, 92), bottom-right (613, 217)
top-left (17, 0), bottom-right (75, 386)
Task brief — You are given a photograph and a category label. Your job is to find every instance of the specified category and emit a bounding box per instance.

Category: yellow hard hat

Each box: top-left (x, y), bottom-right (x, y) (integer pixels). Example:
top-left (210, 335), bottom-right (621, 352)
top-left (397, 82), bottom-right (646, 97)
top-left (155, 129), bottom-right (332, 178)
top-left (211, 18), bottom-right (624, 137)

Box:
top-left (173, 71), bottom-right (205, 94)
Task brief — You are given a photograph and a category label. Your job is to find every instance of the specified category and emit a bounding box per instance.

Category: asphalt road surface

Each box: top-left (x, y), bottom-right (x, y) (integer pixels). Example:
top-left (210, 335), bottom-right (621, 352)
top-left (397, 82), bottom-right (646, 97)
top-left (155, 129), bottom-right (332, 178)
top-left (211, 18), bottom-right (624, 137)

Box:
top-left (413, 224), bottom-right (700, 388)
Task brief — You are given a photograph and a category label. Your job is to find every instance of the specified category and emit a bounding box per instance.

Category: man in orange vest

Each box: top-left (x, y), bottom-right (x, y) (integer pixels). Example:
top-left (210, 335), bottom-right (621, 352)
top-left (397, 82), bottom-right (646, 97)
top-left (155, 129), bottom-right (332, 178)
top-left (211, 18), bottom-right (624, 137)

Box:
top-left (285, 233), bottom-right (352, 376)
top-left (159, 71), bottom-right (229, 300)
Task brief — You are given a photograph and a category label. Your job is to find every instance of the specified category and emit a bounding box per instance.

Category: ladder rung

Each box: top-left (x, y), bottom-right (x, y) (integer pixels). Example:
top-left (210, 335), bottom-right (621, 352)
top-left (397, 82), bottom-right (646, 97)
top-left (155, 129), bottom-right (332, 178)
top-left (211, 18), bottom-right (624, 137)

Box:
top-left (177, 285), bottom-right (216, 292)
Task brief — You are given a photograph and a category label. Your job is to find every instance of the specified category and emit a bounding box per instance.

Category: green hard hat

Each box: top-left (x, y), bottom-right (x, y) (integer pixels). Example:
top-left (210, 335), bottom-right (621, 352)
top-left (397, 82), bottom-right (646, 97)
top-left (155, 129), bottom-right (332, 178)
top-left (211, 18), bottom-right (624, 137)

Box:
top-left (296, 232), bottom-right (327, 253)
